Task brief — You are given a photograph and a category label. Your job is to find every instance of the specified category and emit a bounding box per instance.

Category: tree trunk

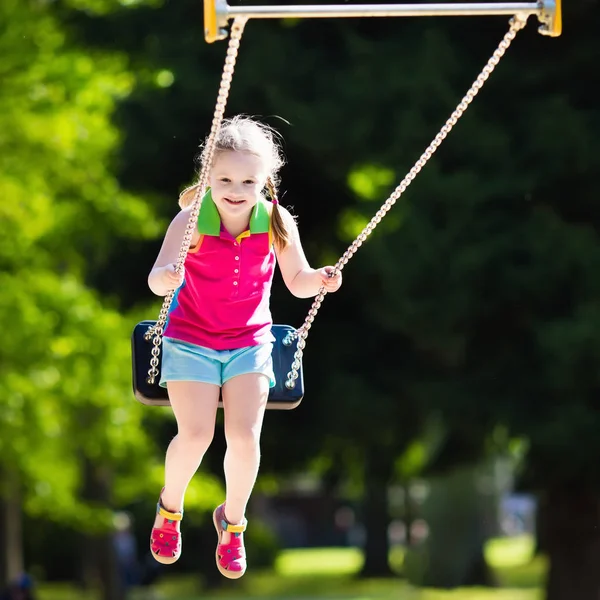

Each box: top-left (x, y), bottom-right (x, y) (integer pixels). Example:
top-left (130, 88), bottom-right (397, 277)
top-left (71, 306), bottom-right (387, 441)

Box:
top-left (359, 446), bottom-right (394, 577)
top-left (0, 471), bottom-right (24, 588)
top-left (80, 456), bottom-right (126, 600)
top-left (544, 488), bottom-right (600, 600)
top-left (404, 482), bottom-right (414, 547)
top-left (535, 493), bottom-right (549, 556)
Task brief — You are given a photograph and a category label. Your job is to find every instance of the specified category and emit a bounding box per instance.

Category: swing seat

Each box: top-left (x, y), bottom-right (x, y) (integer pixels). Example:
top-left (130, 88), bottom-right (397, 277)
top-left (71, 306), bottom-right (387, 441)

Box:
top-left (131, 321), bottom-right (304, 410)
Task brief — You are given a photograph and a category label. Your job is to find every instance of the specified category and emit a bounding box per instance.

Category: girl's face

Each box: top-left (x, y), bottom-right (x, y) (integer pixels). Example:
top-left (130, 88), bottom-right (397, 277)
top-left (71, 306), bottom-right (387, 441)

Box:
top-left (209, 150), bottom-right (268, 219)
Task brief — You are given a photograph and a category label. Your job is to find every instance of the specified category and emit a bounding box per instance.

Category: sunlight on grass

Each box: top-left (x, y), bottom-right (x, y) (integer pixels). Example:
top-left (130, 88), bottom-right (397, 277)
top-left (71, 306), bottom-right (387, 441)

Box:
top-left (276, 546), bottom-right (363, 575)
top-left (485, 535), bottom-right (535, 568)
top-left (485, 535), bottom-right (546, 589)
top-left (275, 545), bottom-right (404, 577)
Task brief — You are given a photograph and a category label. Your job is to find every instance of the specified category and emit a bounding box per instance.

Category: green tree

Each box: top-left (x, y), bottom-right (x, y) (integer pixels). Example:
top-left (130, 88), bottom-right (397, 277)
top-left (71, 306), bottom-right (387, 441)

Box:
top-left (0, 0), bottom-right (176, 595)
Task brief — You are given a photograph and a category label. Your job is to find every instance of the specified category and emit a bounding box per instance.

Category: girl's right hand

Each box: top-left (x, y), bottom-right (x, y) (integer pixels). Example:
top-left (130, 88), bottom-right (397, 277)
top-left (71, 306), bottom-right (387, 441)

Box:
top-left (162, 263), bottom-right (185, 290)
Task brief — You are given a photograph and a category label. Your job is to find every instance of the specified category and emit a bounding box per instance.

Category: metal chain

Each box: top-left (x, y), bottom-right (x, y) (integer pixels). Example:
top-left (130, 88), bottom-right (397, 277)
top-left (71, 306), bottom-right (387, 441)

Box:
top-left (145, 17), bottom-right (249, 384)
top-left (284, 14), bottom-right (529, 389)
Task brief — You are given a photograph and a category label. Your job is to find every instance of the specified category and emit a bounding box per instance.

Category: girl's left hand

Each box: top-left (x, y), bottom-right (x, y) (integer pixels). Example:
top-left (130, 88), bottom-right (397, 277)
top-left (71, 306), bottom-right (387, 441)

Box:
top-left (319, 266), bottom-right (342, 293)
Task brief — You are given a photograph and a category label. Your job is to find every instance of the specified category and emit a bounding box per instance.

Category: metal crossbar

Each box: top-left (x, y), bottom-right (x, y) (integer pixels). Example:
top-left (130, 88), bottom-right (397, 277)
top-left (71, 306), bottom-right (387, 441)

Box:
top-left (204, 0), bottom-right (562, 42)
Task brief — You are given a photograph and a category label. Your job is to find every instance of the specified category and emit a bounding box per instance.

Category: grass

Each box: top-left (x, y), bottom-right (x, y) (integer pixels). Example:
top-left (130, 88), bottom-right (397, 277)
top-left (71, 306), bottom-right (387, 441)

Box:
top-left (485, 536), bottom-right (535, 568)
top-left (486, 536), bottom-right (546, 590)
top-left (37, 536), bottom-right (546, 600)
top-left (275, 546), bottom-right (364, 575)
top-left (420, 591), bottom-right (540, 600)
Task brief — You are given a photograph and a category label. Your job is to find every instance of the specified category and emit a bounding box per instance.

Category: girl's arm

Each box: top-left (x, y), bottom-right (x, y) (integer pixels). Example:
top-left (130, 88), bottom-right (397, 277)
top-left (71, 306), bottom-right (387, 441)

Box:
top-left (148, 207), bottom-right (201, 296)
top-left (275, 206), bottom-right (342, 299)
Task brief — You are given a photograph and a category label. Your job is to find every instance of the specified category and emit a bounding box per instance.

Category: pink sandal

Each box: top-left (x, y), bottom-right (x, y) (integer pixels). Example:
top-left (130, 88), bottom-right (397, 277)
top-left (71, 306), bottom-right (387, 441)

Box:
top-left (213, 503), bottom-right (248, 579)
top-left (150, 490), bottom-right (183, 565)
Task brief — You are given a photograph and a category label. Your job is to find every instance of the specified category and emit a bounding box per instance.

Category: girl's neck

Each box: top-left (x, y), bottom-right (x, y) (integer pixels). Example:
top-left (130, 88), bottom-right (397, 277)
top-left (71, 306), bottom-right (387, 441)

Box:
top-left (220, 212), bottom-right (251, 239)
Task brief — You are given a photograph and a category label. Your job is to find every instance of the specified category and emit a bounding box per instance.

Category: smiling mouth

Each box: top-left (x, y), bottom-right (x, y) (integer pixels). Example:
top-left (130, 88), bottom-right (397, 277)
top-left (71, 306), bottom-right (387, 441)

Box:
top-left (224, 197), bottom-right (245, 205)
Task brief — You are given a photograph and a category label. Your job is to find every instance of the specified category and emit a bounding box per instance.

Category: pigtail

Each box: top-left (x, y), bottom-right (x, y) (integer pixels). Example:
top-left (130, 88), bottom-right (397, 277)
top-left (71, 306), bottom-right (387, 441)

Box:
top-left (178, 183), bottom-right (203, 209)
top-left (266, 177), bottom-right (291, 251)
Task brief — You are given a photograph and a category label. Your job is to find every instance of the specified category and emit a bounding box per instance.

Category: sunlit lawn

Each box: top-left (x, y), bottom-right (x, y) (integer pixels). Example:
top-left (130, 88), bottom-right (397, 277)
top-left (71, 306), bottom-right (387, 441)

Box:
top-left (38, 535), bottom-right (546, 600)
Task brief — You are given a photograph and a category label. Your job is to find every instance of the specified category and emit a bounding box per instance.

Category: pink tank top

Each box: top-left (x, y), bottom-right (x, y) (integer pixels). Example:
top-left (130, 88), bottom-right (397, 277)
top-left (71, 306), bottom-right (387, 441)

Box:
top-left (163, 191), bottom-right (276, 350)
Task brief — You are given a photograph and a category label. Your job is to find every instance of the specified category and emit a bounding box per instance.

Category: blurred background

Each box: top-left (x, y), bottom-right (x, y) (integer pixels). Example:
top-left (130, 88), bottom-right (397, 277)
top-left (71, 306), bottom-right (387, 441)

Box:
top-left (1, 0), bottom-right (598, 599)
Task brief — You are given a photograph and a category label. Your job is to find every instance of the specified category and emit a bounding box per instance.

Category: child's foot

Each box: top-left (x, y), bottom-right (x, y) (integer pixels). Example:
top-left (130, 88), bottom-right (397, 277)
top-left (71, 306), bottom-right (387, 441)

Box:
top-left (213, 503), bottom-right (247, 579)
top-left (150, 489), bottom-right (183, 565)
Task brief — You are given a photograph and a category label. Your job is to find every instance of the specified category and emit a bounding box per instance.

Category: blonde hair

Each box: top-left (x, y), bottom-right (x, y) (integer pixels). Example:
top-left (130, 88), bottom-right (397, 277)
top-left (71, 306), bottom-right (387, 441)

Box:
top-left (179, 116), bottom-right (291, 250)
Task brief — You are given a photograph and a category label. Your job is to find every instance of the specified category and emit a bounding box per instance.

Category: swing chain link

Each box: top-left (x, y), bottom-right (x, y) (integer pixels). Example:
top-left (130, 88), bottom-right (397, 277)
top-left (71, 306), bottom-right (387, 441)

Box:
top-left (284, 14), bottom-right (528, 390)
top-left (145, 17), bottom-right (249, 385)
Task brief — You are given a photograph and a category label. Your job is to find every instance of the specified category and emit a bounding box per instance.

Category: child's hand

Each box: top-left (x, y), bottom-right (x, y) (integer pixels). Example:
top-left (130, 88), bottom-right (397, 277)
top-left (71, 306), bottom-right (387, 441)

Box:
top-left (319, 266), bottom-right (342, 293)
top-left (162, 263), bottom-right (185, 290)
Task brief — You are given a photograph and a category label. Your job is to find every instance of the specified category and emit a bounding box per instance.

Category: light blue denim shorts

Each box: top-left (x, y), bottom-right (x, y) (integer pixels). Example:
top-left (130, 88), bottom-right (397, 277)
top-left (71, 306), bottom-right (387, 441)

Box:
top-left (159, 337), bottom-right (275, 389)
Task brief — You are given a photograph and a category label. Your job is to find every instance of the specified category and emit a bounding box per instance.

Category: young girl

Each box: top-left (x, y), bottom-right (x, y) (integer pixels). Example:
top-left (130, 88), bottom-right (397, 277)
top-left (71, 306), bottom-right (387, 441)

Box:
top-left (147, 115), bottom-right (342, 579)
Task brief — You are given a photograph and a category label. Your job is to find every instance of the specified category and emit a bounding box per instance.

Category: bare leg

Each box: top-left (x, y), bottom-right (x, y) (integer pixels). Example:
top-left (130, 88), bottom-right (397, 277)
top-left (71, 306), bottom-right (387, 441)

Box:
top-left (220, 373), bottom-right (269, 543)
top-left (154, 381), bottom-right (220, 529)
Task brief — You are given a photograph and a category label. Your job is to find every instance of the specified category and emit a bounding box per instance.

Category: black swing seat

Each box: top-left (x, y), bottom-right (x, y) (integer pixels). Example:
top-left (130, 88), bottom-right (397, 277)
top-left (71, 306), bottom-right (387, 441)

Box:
top-left (131, 320), bottom-right (304, 410)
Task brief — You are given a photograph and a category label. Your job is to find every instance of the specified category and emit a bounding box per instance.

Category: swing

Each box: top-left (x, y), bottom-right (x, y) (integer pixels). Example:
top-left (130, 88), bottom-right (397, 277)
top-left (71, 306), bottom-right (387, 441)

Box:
top-left (131, 0), bottom-right (561, 410)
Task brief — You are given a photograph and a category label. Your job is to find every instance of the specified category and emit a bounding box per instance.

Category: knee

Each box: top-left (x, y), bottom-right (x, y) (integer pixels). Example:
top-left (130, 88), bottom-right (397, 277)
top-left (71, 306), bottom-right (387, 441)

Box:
top-left (177, 427), bottom-right (214, 454)
top-left (225, 426), bottom-right (261, 455)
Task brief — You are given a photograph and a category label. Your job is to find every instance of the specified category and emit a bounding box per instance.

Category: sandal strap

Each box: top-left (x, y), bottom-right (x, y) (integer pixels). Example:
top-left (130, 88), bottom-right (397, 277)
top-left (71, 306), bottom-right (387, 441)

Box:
top-left (157, 502), bottom-right (183, 522)
top-left (215, 504), bottom-right (247, 534)
top-left (218, 542), bottom-right (245, 555)
top-left (221, 518), bottom-right (246, 534)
